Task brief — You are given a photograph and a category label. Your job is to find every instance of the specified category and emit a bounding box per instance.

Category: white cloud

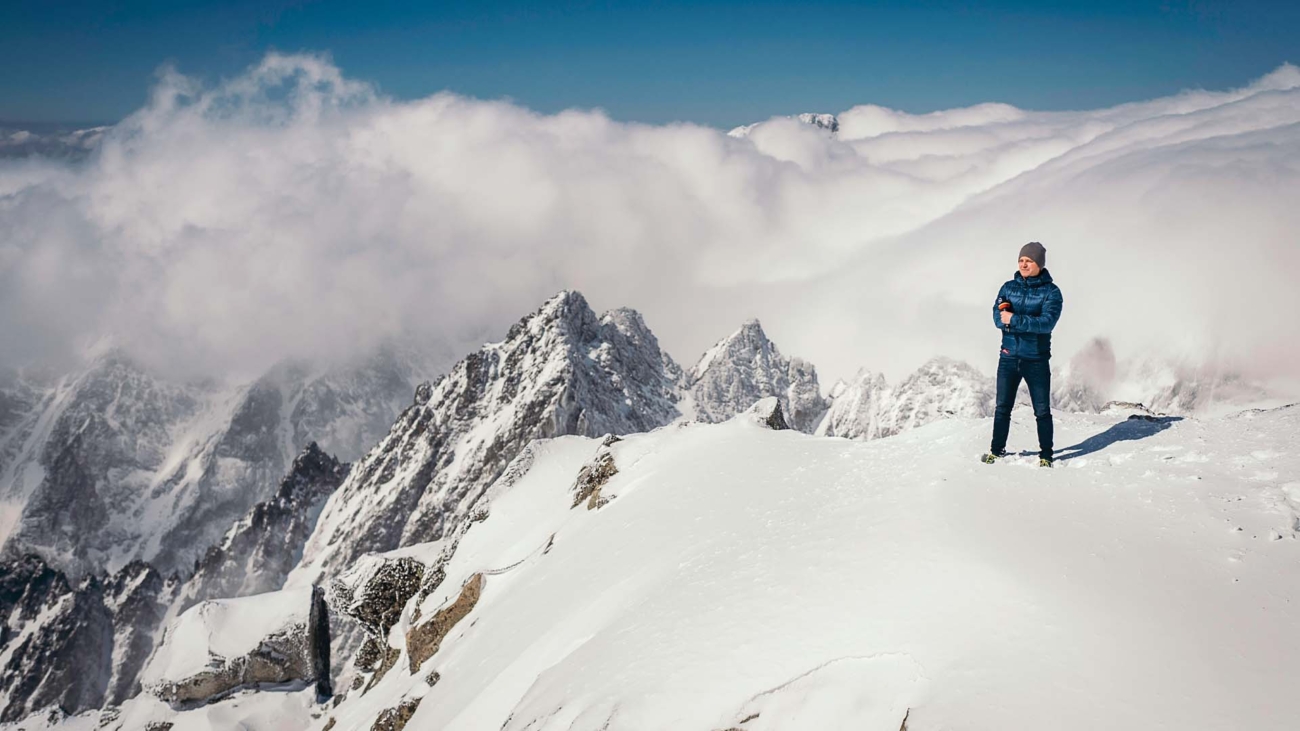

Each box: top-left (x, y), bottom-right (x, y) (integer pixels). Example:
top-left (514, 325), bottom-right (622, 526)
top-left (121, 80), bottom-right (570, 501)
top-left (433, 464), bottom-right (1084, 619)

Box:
top-left (1, 54), bottom-right (1298, 384)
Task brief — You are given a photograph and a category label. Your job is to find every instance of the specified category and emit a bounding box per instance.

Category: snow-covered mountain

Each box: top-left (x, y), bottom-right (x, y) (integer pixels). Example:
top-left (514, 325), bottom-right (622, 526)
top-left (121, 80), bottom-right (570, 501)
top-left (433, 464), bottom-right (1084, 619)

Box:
top-left (0, 554), bottom-right (179, 723)
top-left (0, 346), bottom-right (436, 577)
top-left (728, 112), bottom-right (840, 138)
top-left (177, 443), bottom-right (349, 610)
top-left (817, 356), bottom-right (995, 440)
top-left (685, 319), bottom-right (829, 433)
top-left (286, 291), bottom-right (683, 587)
top-left (5, 290), bottom-right (1297, 729)
top-left (41, 401), bottom-right (1299, 730)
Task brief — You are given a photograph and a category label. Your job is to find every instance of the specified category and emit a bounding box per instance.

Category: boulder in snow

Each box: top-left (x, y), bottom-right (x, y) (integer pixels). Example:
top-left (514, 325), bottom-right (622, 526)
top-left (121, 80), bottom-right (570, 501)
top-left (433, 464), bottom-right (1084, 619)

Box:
top-left (141, 585), bottom-right (330, 707)
top-left (745, 396), bottom-right (791, 431)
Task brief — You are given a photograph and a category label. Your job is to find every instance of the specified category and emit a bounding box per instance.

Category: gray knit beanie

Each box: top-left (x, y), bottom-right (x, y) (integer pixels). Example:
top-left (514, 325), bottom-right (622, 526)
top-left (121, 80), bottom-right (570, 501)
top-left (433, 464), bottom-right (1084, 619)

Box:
top-left (1019, 241), bottom-right (1046, 268)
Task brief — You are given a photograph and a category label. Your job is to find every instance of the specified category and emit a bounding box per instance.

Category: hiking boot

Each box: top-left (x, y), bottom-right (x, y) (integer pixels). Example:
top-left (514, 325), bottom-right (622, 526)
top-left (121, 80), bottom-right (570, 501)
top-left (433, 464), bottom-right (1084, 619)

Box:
top-left (981, 452), bottom-right (1006, 464)
top-left (1039, 457), bottom-right (1054, 468)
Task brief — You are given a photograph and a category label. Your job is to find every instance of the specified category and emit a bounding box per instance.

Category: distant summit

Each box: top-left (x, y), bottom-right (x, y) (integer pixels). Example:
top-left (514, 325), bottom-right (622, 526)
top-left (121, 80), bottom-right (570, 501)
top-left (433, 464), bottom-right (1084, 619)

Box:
top-left (728, 112), bottom-right (840, 138)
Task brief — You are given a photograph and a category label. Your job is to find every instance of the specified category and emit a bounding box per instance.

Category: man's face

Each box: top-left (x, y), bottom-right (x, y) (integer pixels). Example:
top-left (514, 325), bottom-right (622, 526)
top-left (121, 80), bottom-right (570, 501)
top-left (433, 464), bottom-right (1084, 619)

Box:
top-left (1018, 256), bottom-right (1041, 277)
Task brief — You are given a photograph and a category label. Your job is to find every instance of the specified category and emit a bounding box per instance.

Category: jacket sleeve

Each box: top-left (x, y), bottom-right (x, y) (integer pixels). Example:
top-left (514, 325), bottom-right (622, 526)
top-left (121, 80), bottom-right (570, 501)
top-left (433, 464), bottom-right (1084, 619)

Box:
top-left (992, 284), bottom-right (1008, 330)
top-left (1010, 285), bottom-right (1062, 334)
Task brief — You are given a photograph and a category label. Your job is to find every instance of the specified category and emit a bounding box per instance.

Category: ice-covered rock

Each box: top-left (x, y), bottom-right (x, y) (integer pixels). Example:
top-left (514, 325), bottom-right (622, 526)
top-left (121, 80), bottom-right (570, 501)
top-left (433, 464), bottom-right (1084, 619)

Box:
top-left (141, 586), bottom-right (330, 707)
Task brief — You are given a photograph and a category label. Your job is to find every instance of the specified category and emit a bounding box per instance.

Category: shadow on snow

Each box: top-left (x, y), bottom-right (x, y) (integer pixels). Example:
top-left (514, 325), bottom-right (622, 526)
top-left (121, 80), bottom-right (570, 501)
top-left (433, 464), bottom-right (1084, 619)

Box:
top-left (1052, 414), bottom-right (1184, 462)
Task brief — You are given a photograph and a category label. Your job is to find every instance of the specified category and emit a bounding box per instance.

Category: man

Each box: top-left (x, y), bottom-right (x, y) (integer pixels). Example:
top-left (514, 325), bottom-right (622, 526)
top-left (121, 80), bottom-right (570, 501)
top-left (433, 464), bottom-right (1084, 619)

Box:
top-left (982, 241), bottom-right (1062, 467)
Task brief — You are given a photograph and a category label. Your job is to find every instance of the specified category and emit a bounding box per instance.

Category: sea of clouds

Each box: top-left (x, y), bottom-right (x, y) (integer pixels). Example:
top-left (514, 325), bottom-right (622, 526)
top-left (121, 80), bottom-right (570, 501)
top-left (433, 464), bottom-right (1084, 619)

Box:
top-left (1, 54), bottom-right (1297, 384)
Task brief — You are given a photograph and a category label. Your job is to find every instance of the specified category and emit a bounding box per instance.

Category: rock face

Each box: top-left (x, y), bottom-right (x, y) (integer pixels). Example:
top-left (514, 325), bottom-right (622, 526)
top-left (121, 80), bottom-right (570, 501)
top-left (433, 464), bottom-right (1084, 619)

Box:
top-left (818, 357), bottom-right (995, 440)
top-left (179, 443), bottom-right (349, 609)
top-left (288, 291), bottom-right (682, 585)
top-left (405, 573), bottom-right (483, 674)
top-left (686, 320), bottom-right (829, 433)
top-left (0, 554), bottom-right (176, 723)
top-left (142, 585), bottom-right (330, 707)
top-left (102, 561), bottom-right (175, 705)
top-left (0, 346), bottom-right (431, 577)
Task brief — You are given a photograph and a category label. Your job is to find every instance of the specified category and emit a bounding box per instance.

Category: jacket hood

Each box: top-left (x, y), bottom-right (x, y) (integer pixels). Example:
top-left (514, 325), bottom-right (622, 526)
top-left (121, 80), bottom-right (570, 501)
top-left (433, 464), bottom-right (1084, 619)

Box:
top-left (1014, 268), bottom-right (1053, 287)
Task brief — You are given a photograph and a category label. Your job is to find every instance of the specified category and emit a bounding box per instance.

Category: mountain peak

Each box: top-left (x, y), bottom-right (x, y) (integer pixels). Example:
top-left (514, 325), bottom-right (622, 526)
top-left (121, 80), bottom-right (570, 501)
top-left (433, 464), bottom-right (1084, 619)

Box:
top-left (687, 319), bottom-right (827, 432)
top-left (288, 291), bottom-right (682, 586)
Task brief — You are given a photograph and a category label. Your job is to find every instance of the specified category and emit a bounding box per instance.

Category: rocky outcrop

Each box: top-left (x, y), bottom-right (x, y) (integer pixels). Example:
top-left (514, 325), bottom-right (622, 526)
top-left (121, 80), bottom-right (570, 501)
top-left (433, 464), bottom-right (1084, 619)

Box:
top-left (179, 443), bottom-right (349, 609)
top-left (142, 585), bottom-right (331, 707)
top-left (406, 573), bottom-right (484, 674)
top-left (571, 435), bottom-right (621, 510)
top-left (289, 291), bottom-right (683, 585)
top-left (687, 320), bottom-right (828, 433)
top-left (745, 396), bottom-right (791, 431)
top-left (329, 556), bottom-right (426, 641)
top-left (371, 697), bottom-right (422, 731)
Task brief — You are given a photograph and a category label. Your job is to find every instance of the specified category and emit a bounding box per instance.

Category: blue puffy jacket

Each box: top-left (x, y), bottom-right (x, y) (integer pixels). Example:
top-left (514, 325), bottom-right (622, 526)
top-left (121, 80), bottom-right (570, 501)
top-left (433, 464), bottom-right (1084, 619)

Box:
top-left (993, 269), bottom-right (1062, 360)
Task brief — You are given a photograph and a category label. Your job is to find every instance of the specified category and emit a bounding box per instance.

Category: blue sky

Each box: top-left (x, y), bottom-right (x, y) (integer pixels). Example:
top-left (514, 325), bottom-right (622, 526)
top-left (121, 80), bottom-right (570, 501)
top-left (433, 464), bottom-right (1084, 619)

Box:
top-left (3, 0), bottom-right (1298, 127)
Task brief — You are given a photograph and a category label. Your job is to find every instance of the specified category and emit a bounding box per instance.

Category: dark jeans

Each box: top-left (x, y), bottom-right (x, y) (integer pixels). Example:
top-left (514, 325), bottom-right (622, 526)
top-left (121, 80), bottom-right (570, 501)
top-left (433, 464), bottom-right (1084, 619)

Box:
top-left (990, 356), bottom-right (1053, 460)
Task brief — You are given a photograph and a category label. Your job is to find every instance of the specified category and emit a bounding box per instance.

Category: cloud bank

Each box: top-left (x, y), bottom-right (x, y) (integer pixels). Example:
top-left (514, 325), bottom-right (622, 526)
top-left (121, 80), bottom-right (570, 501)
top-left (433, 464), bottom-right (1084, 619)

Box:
top-left (2, 54), bottom-right (1298, 383)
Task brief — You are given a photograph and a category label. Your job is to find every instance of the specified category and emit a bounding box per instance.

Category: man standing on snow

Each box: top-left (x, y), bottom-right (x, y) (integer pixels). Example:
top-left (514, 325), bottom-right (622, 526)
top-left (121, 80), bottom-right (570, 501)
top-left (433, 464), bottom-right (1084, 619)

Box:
top-left (983, 242), bottom-right (1062, 467)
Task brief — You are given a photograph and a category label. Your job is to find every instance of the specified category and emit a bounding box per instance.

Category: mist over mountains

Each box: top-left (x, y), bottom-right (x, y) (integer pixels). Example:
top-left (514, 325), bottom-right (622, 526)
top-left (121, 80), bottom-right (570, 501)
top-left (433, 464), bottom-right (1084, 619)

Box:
top-left (2, 54), bottom-right (1299, 389)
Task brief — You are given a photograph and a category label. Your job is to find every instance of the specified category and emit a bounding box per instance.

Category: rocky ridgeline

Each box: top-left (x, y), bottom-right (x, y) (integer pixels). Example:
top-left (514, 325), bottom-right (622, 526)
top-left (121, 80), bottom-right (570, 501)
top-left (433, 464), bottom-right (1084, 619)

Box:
top-left (177, 443), bottom-right (350, 610)
top-left (287, 291), bottom-right (686, 587)
top-left (0, 555), bottom-right (179, 723)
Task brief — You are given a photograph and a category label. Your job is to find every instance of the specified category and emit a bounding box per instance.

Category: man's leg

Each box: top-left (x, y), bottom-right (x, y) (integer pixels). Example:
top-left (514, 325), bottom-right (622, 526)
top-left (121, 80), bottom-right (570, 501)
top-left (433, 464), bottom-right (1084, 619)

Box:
top-left (990, 357), bottom-right (1021, 456)
top-left (1022, 358), bottom-right (1054, 461)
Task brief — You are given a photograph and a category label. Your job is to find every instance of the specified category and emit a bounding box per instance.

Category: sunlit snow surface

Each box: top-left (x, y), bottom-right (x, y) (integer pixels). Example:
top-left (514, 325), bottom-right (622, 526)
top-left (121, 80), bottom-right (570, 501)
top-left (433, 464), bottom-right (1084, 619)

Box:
top-left (36, 406), bottom-right (1300, 730)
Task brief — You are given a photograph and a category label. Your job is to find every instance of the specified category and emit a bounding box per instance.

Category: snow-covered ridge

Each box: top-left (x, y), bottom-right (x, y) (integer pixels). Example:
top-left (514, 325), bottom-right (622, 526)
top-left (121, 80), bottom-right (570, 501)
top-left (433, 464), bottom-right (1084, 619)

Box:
top-left (287, 290), bottom-right (684, 588)
top-left (76, 401), bottom-right (1298, 730)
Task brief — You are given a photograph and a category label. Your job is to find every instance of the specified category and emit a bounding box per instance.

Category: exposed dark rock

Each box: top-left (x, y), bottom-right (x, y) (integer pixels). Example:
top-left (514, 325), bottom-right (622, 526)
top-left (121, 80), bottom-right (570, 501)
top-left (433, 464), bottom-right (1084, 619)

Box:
top-left (0, 554), bottom-right (174, 723)
top-left (747, 397), bottom-right (790, 431)
top-left (295, 291), bottom-right (682, 583)
top-left (180, 443), bottom-right (349, 609)
top-left (371, 697), bottom-right (421, 731)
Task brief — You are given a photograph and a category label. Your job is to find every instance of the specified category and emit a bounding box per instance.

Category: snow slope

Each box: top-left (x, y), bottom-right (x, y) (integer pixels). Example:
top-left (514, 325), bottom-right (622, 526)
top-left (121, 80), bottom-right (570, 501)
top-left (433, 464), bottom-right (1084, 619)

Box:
top-left (295, 404), bottom-right (1300, 730)
top-left (21, 403), bottom-right (1300, 730)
